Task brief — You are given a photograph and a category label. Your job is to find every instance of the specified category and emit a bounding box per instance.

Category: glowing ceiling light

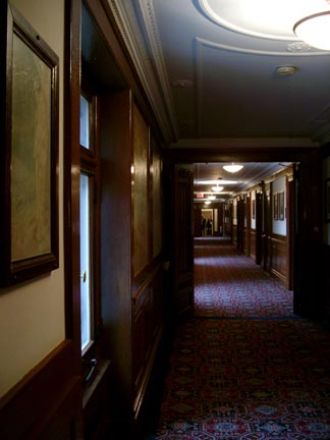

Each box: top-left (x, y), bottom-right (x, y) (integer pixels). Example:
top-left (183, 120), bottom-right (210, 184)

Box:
top-left (293, 11), bottom-right (330, 51)
top-left (208, 195), bottom-right (216, 200)
top-left (223, 164), bottom-right (244, 173)
top-left (211, 185), bottom-right (224, 192)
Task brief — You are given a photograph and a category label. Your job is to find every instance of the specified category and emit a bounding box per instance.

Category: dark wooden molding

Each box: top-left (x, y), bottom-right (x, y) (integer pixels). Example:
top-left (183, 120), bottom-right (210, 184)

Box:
top-left (85, 0), bottom-right (167, 146)
top-left (0, 341), bottom-right (81, 439)
top-left (166, 147), bottom-right (317, 164)
top-left (64, 0), bottom-right (82, 363)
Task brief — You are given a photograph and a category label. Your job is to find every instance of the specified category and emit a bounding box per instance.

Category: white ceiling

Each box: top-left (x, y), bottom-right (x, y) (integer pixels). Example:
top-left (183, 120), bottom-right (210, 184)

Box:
top-left (109, 0), bottom-right (330, 149)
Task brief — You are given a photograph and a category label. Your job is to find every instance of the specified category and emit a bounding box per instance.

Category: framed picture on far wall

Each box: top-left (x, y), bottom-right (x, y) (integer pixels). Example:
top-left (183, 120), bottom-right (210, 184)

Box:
top-left (326, 179), bottom-right (330, 223)
top-left (279, 192), bottom-right (285, 221)
top-left (273, 193), bottom-right (278, 220)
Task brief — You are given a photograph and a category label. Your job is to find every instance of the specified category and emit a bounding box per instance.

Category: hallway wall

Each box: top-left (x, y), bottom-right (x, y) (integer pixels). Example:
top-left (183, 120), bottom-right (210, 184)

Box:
top-left (0, 0), bottom-right (65, 399)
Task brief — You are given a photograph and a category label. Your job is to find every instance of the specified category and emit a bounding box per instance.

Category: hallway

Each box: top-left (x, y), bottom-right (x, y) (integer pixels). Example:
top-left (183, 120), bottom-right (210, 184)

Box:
top-left (152, 240), bottom-right (330, 439)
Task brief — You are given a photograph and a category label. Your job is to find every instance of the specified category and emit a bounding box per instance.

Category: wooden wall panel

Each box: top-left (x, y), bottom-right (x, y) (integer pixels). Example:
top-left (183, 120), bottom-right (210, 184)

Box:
top-left (232, 224), bottom-right (237, 245)
top-left (132, 264), bottom-right (164, 419)
top-left (152, 146), bottom-right (162, 257)
top-left (250, 229), bottom-right (256, 260)
top-left (271, 234), bottom-right (288, 285)
top-left (132, 103), bottom-right (150, 277)
top-left (0, 342), bottom-right (81, 440)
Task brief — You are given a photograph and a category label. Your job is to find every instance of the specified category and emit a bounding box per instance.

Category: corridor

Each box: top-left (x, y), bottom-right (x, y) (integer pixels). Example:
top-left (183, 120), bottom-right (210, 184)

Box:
top-left (151, 239), bottom-right (330, 439)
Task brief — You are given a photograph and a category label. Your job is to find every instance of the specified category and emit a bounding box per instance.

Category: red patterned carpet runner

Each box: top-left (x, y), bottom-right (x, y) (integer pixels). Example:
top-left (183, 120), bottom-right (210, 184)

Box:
top-left (152, 239), bottom-right (330, 439)
top-left (194, 238), bottom-right (293, 319)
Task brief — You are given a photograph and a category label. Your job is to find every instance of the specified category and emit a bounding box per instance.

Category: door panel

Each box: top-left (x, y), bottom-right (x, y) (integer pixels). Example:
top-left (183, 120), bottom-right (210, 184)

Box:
top-left (173, 166), bottom-right (193, 316)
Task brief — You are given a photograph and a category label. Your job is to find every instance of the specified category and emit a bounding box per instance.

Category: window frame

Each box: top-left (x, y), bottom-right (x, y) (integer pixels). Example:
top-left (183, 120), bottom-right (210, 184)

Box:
top-left (79, 77), bottom-right (101, 379)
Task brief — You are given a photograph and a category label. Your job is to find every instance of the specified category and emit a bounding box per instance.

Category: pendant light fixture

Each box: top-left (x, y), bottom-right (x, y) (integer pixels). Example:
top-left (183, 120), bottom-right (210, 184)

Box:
top-left (293, 11), bottom-right (330, 51)
top-left (223, 163), bottom-right (243, 174)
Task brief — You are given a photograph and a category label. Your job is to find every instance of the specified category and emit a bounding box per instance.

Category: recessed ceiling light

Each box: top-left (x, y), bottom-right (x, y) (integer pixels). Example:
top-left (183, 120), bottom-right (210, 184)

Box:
top-left (223, 164), bottom-right (243, 173)
top-left (198, 0), bottom-right (329, 42)
top-left (275, 65), bottom-right (298, 76)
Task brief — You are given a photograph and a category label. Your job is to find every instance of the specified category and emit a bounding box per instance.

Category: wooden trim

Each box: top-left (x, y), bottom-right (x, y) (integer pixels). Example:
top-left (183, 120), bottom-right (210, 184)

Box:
top-left (64, 0), bottom-right (82, 362)
top-left (167, 147), bottom-right (316, 164)
top-left (0, 341), bottom-right (81, 439)
top-left (132, 257), bottom-right (163, 302)
top-left (85, 0), bottom-right (165, 146)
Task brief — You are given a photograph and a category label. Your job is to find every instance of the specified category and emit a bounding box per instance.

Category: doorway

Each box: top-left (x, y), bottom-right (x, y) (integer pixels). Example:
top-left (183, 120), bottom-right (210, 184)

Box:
top-left (192, 161), bottom-right (295, 316)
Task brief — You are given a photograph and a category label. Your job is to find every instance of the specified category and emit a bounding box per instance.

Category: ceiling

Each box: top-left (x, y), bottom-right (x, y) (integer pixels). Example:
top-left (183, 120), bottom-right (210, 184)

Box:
top-left (109, 0), bottom-right (330, 149)
top-left (193, 162), bottom-right (289, 203)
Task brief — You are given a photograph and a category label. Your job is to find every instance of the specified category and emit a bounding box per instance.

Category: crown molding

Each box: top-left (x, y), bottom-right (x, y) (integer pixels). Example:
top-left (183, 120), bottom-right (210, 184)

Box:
top-left (136, 0), bottom-right (179, 138)
top-left (106, 0), bottom-right (177, 142)
top-left (195, 37), bottom-right (330, 57)
top-left (169, 137), bottom-right (319, 149)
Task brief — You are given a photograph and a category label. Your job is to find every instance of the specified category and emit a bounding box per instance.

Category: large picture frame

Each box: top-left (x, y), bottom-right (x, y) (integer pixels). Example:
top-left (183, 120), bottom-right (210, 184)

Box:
top-left (0, 5), bottom-right (59, 286)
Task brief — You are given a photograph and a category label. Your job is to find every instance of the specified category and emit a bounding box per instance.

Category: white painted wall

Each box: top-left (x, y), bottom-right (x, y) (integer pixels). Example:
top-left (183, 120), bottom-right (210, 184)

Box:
top-left (0, 0), bottom-right (65, 398)
top-left (272, 176), bottom-right (286, 236)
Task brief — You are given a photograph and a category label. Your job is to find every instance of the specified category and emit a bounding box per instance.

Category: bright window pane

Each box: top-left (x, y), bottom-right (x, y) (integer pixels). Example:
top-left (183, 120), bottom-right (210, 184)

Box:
top-left (80, 95), bottom-right (90, 149)
top-left (80, 173), bottom-right (93, 352)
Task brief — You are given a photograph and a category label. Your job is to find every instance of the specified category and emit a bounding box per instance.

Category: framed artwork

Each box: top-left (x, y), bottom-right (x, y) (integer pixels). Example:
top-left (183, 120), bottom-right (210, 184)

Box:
top-left (326, 179), bottom-right (330, 223)
top-left (279, 192), bottom-right (285, 221)
top-left (0, 5), bottom-right (59, 285)
top-left (273, 193), bottom-right (278, 220)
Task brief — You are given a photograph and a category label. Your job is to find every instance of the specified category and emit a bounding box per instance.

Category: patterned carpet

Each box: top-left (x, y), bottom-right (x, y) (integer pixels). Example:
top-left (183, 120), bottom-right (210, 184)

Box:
top-left (151, 240), bottom-right (330, 439)
top-left (194, 238), bottom-right (293, 319)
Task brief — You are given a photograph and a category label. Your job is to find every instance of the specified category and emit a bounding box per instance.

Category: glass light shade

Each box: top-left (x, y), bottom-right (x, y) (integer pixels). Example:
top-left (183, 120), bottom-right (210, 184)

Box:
top-left (208, 195), bottom-right (216, 200)
top-left (212, 185), bottom-right (224, 192)
top-left (223, 164), bottom-right (243, 173)
top-left (294, 12), bottom-right (330, 51)
top-left (204, 201), bottom-right (211, 205)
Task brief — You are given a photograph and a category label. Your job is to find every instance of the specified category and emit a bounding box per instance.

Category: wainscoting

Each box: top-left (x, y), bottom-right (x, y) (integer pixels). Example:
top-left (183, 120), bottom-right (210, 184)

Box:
top-left (250, 229), bottom-right (256, 260)
top-left (271, 234), bottom-right (288, 287)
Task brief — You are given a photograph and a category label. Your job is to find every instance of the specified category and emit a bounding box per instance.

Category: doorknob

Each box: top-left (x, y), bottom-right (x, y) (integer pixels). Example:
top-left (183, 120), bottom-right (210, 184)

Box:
top-left (80, 271), bottom-right (87, 283)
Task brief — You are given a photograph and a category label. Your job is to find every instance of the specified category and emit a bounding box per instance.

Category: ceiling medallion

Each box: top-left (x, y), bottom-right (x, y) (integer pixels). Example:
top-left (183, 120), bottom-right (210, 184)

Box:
top-left (198, 0), bottom-right (330, 42)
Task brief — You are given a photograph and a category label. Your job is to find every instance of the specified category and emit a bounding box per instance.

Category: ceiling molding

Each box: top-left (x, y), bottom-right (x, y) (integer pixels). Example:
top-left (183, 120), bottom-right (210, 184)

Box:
top-left (196, 37), bottom-right (330, 57)
top-left (106, 0), bottom-right (177, 142)
top-left (136, 0), bottom-right (179, 138)
top-left (169, 137), bottom-right (319, 149)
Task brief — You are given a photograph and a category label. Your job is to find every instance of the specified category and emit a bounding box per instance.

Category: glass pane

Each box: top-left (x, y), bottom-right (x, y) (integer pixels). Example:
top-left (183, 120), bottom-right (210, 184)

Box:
top-left (80, 173), bottom-right (93, 352)
top-left (80, 95), bottom-right (90, 149)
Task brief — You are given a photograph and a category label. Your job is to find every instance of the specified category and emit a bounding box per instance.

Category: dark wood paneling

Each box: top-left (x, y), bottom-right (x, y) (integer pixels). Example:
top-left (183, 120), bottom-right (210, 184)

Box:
top-left (0, 342), bottom-right (81, 440)
top-left (173, 167), bottom-right (194, 316)
top-left (100, 90), bottom-right (133, 417)
top-left (83, 360), bottom-right (112, 439)
top-left (232, 224), bottom-right (237, 245)
top-left (193, 206), bottom-right (202, 236)
top-left (132, 263), bottom-right (164, 419)
top-left (271, 234), bottom-right (288, 285)
top-left (86, 0), bottom-right (169, 143)
top-left (250, 229), bottom-right (256, 260)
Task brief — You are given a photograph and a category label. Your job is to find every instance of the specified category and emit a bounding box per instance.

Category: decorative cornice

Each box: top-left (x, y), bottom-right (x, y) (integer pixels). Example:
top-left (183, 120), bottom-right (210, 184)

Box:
top-left (169, 137), bottom-right (319, 149)
top-left (106, 0), bottom-right (177, 142)
top-left (136, 0), bottom-right (178, 137)
top-left (196, 37), bottom-right (330, 57)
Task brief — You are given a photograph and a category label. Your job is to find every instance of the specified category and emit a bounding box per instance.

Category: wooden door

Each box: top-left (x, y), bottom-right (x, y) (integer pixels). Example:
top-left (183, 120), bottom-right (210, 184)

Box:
top-left (237, 199), bottom-right (245, 253)
top-left (293, 157), bottom-right (322, 317)
top-left (173, 166), bottom-right (194, 316)
top-left (255, 192), bottom-right (263, 265)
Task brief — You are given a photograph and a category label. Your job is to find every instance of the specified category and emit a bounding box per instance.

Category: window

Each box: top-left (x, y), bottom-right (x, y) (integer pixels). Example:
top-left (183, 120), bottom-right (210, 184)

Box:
top-left (80, 95), bottom-right (91, 149)
top-left (79, 84), bottom-right (100, 369)
top-left (80, 172), bottom-right (94, 353)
